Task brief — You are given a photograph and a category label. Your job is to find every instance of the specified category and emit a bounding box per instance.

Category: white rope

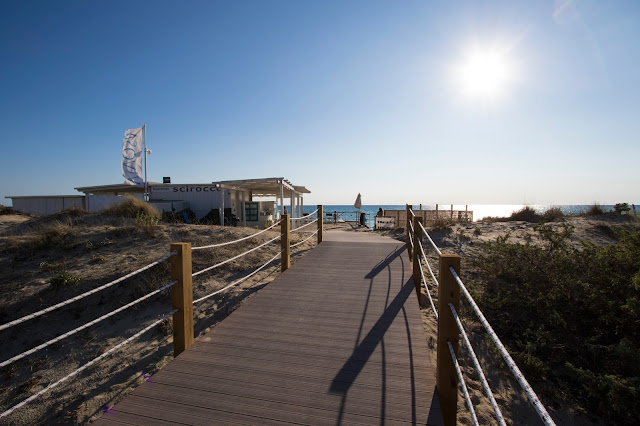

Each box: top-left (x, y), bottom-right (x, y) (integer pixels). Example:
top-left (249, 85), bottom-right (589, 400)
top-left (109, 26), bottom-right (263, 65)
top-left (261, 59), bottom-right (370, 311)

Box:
top-left (0, 280), bottom-right (177, 368)
top-left (191, 220), bottom-right (282, 251)
top-left (419, 221), bottom-right (442, 255)
top-left (290, 209), bottom-right (318, 221)
top-left (449, 267), bottom-right (556, 426)
top-left (449, 303), bottom-right (506, 426)
top-left (0, 251), bottom-right (177, 332)
top-left (193, 249), bottom-right (284, 305)
top-left (291, 218), bottom-right (318, 233)
top-left (192, 234), bottom-right (280, 277)
top-left (418, 240), bottom-right (439, 287)
top-left (417, 257), bottom-right (438, 319)
top-left (448, 341), bottom-right (479, 426)
top-left (0, 309), bottom-right (177, 419)
top-left (291, 230), bottom-right (318, 249)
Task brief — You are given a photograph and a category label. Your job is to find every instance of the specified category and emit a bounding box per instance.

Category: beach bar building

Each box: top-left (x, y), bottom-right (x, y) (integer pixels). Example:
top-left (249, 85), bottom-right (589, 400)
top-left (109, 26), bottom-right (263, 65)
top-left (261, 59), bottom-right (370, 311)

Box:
top-left (6, 177), bottom-right (310, 228)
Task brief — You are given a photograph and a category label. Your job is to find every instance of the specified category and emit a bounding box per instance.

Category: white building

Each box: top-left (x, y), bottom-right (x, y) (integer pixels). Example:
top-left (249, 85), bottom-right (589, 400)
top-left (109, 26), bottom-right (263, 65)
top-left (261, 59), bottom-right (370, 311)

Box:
top-left (6, 177), bottom-right (310, 228)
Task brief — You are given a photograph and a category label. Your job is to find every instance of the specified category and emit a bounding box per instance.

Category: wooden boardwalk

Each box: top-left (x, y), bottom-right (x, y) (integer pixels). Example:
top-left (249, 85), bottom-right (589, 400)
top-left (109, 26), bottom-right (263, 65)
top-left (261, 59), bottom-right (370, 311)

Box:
top-left (97, 230), bottom-right (443, 425)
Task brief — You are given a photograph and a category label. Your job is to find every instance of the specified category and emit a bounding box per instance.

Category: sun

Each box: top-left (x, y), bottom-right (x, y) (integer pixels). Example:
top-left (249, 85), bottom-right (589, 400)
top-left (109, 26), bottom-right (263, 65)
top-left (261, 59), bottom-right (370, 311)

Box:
top-left (457, 48), bottom-right (513, 100)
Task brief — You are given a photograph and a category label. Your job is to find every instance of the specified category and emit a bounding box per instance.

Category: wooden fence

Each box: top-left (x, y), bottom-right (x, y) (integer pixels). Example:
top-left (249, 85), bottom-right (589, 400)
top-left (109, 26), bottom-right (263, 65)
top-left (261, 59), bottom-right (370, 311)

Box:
top-left (383, 205), bottom-right (472, 229)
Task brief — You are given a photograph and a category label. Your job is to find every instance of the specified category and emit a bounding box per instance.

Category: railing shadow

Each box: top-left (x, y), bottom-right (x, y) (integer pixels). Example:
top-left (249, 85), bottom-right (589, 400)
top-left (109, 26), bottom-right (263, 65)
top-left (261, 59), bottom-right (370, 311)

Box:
top-left (330, 243), bottom-right (419, 424)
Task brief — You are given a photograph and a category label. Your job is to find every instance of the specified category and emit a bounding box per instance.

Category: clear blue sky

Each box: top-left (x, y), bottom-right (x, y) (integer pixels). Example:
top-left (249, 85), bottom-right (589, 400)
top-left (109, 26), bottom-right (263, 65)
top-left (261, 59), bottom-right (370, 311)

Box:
top-left (1, 1), bottom-right (639, 206)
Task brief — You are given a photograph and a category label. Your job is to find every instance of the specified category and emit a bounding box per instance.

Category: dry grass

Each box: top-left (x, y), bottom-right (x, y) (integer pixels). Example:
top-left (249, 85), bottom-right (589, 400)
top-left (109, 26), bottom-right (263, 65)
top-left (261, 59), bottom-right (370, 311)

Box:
top-left (101, 195), bottom-right (160, 219)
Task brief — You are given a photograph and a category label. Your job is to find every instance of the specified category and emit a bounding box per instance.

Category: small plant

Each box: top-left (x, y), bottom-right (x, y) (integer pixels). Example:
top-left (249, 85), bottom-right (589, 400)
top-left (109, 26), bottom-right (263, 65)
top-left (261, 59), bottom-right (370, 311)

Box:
top-left (102, 195), bottom-right (160, 219)
top-left (430, 218), bottom-right (452, 230)
top-left (50, 272), bottom-right (81, 288)
top-left (585, 203), bottom-right (605, 216)
top-left (91, 254), bottom-right (107, 263)
top-left (40, 260), bottom-right (65, 272)
top-left (136, 211), bottom-right (159, 236)
top-left (473, 228), bottom-right (483, 236)
top-left (614, 203), bottom-right (631, 215)
top-left (101, 237), bottom-right (116, 246)
top-left (508, 206), bottom-right (541, 222)
top-left (541, 207), bottom-right (565, 222)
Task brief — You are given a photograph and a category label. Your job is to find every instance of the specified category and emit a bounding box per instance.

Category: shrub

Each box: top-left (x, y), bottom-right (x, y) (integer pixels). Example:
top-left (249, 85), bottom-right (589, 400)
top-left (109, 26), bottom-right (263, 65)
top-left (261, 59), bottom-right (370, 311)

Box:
top-left (430, 218), bottom-right (452, 230)
top-left (614, 203), bottom-right (631, 215)
top-left (136, 212), bottom-right (159, 236)
top-left (0, 205), bottom-right (16, 215)
top-left (50, 272), bottom-right (81, 288)
top-left (101, 196), bottom-right (160, 219)
top-left (9, 221), bottom-right (77, 252)
top-left (508, 206), bottom-right (541, 222)
top-left (475, 224), bottom-right (640, 423)
top-left (473, 228), bottom-right (483, 236)
top-left (585, 203), bottom-right (605, 216)
top-left (541, 207), bottom-right (565, 222)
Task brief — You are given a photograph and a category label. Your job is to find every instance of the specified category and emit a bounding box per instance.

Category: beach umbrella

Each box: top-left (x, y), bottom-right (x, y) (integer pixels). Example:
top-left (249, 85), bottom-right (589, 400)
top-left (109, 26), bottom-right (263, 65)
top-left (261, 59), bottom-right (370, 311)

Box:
top-left (354, 193), bottom-right (362, 210)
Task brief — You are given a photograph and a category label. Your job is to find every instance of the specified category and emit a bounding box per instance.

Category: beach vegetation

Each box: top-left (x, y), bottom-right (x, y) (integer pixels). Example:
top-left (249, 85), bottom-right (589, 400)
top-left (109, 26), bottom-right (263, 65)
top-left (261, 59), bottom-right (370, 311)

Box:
top-left (541, 207), bottom-right (565, 222)
top-left (49, 272), bottom-right (81, 288)
top-left (614, 202), bottom-right (631, 215)
top-left (474, 223), bottom-right (640, 423)
top-left (101, 196), bottom-right (160, 219)
top-left (584, 203), bottom-right (605, 216)
top-left (430, 218), bottom-right (452, 230)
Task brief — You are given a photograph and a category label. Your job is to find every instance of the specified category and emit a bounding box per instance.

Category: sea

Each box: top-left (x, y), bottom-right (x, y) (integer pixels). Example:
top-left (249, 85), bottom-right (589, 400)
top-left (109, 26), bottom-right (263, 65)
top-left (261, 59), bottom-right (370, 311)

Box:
top-left (301, 204), bottom-right (632, 228)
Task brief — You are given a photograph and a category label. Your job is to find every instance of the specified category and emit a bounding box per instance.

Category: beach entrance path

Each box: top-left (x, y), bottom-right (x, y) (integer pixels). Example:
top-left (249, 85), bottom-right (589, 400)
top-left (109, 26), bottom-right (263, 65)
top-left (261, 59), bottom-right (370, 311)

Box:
top-left (96, 229), bottom-right (443, 425)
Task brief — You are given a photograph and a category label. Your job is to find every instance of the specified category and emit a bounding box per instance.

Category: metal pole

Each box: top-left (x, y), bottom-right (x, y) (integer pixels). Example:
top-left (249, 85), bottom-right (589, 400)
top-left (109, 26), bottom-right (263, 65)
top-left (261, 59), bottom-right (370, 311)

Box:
top-left (143, 124), bottom-right (148, 201)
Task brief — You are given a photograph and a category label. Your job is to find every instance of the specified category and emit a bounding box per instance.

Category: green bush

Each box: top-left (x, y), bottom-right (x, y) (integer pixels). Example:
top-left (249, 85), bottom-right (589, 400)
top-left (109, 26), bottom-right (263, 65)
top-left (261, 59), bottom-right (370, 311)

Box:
top-left (614, 203), bottom-right (631, 215)
top-left (541, 207), bottom-right (565, 222)
top-left (475, 224), bottom-right (640, 423)
top-left (508, 206), bottom-right (541, 222)
top-left (50, 272), bottom-right (81, 288)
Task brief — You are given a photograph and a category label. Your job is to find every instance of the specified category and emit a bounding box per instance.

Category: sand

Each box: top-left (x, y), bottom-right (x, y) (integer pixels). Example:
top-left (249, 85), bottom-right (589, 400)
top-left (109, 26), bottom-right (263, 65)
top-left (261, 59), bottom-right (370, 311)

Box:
top-left (0, 212), bottom-right (631, 424)
top-left (0, 213), bottom-right (318, 424)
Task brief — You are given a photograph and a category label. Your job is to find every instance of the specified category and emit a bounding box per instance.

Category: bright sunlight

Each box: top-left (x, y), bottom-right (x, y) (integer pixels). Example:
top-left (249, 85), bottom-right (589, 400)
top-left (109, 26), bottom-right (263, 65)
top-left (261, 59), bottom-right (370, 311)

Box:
top-left (457, 48), bottom-right (513, 100)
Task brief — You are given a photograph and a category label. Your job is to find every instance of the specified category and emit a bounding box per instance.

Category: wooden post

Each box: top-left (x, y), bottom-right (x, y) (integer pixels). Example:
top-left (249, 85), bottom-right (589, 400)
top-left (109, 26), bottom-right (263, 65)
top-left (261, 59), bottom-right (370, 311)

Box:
top-left (438, 254), bottom-right (461, 426)
top-left (317, 205), bottom-right (323, 244)
top-left (281, 214), bottom-right (290, 272)
top-left (412, 216), bottom-right (425, 306)
top-left (405, 204), bottom-right (413, 259)
top-left (170, 242), bottom-right (194, 358)
top-left (436, 204), bottom-right (439, 219)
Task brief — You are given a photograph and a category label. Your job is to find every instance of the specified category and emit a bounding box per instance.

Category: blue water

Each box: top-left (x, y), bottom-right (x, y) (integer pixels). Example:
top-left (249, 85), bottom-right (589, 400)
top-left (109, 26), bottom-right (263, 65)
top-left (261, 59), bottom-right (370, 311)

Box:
top-left (302, 204), bottom-right (631, 227)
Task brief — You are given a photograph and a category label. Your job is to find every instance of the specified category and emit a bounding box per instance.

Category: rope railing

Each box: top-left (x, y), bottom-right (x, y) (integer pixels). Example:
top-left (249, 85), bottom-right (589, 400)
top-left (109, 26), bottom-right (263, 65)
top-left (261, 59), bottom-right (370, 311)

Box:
top-left (0, 280), bottom-right (177, 369)
top-left (448, 341), bottom-right (479, 426)
top-left (191, 219), bottom-right (282, 251)
top-left (290, 209), bottom-right (318, 221)
top-left (449, 303), bottom-right (506, 426)
top-left (193, 249), bottom-right (284, 305)
top-left (291, 230), bottom-right (319, 249)
top-left (1, 207), bottom-right (326, 421)
top-left (0, 251), bottom-right (177, 332)
top-left (408, 206), bottom-right (555, 425)
top-left (192, 234), bottom-right (281, 277)
top-left (417, 257), bottom-right (438, 319)
top-left (418, 240), bottom-right (439, 287)
top-left (0, 309), bottom-right (177, 420)
top-left (449, 266), bottom-right (556, 426)
top-left (418, 220), bottom-right (442, 255)
top-left (291, 217), bottom-right (318, 233)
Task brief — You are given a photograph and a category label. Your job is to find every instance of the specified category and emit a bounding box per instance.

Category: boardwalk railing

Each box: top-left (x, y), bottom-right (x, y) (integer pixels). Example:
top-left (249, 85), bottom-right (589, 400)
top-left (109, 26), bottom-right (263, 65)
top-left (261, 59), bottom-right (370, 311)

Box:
top-left (0, 206), bottom-right (324, 420)
top-left (383, 205), bottom-right (473, 230)
top-left (405, 205), bottom-right (556, 426)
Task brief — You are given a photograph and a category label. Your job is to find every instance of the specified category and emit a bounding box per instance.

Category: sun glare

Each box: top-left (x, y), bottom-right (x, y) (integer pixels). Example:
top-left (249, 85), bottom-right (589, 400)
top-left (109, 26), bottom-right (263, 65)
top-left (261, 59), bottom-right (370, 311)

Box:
top-left (457, 49), bottom-right (512, 100)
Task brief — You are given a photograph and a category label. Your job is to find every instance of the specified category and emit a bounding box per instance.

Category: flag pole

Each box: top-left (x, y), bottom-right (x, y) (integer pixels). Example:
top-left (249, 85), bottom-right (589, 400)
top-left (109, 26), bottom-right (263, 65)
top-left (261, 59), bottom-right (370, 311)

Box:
top-left (143, 124), bottom-right (148, 201)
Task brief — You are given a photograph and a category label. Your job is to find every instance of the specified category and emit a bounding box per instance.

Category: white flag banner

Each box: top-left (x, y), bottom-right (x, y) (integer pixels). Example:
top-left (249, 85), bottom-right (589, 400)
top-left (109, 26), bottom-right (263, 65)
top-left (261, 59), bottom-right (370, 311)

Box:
top-left (122, 127), bottom-right (144, 186)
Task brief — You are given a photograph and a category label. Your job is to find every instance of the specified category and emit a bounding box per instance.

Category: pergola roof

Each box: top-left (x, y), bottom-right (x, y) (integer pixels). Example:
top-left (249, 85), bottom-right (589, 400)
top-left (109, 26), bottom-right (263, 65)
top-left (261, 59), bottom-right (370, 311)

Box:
top-left (215, 177), bottom-right (310, 197)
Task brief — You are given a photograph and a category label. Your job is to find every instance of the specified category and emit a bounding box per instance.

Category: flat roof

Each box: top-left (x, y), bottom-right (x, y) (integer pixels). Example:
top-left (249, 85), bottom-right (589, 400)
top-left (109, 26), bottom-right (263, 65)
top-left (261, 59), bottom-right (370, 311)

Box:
top-left (6, 195), bottom-right (85, 199)
top-left (74, 183), bottom-right (160, 194)
top-left (215, 177), bottom-right (311, 197)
